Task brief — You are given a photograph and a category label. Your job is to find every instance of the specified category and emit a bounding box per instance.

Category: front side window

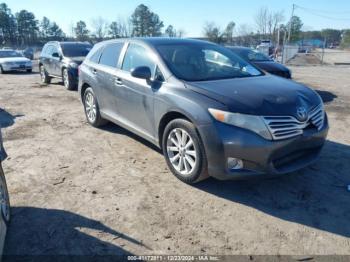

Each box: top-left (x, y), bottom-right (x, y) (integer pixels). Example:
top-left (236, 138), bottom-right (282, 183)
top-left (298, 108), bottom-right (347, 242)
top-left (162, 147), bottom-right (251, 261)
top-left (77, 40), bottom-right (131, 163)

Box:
top-left (99, 43), bottom-right (123, 68)
top-left (122, 44), bottom-right (156, 75)
top-left (156, 43), bottom-right (262, 82)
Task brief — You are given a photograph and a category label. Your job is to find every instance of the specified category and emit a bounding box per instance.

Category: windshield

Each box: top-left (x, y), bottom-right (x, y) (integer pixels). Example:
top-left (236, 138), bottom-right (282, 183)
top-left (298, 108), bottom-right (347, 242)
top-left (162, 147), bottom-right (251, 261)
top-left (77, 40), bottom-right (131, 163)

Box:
top-left (244, 50), bottom-right (271, 62)
top-left (0, 50), bottom-right (23, 58)
top-left (61, 44), bottom-right (92, 57)
top-left (156, 43), bottom-right (263, 81)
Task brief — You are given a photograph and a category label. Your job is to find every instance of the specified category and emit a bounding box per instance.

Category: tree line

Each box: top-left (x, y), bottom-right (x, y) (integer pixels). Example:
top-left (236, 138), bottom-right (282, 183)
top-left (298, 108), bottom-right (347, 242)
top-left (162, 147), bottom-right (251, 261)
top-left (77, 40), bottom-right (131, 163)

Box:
top-left (1, 3), bottom-right (350, 48)
top-left (203, 7), bottom-right (350, 48)
top-left (0, 3), bottom-right (183, 47)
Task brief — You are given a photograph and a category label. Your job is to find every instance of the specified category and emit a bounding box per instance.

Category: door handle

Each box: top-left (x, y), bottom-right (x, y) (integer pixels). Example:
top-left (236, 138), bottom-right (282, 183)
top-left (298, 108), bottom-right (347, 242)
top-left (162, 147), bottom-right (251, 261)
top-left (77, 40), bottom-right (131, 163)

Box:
top-left (114, 77), bottom-right (123, 86)
top-left (92, 69), bottom-right (97, 74)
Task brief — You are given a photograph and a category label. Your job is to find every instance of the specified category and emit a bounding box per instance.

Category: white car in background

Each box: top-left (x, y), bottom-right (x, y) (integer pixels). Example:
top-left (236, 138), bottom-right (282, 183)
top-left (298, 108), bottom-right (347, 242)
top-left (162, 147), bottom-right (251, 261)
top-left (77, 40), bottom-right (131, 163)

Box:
top-left (0, 128), bottom-right (10, 255)
top-left (0, 50), bottom-right (32, 74)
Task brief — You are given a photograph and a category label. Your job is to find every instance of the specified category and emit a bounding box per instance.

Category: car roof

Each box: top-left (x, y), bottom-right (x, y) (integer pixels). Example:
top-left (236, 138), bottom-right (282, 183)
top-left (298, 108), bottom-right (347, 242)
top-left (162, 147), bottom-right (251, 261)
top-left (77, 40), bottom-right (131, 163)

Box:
top-left (59, 42), bottom-right (91, 45)
top-left (101, 37), bottom-right (215, 47)
top-left (45, 41), bottom-right (91, 46)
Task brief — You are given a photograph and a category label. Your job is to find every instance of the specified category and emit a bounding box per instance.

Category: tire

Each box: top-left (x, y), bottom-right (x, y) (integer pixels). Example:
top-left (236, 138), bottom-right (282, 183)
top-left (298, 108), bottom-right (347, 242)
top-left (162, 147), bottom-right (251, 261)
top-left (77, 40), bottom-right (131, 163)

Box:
top-left (40, 65), bottom-right (51, 84)
top-left (26, 69), bottom-right (32, 73)
top-left (62, 68), bottom-right (76, 90)
top-left (0, 164), bottom-right (10, 225)
top-left (83, 87), bottom-right (107, 127)
top-left (162, 119), bottom-right (209, 184)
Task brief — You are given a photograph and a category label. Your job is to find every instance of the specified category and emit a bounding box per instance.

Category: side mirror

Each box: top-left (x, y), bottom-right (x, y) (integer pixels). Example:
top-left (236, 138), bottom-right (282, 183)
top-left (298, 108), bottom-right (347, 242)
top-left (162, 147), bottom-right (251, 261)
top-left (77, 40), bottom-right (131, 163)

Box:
top-left (52, 52), bottom-right (61, 59)
top-left (131, 66), bottom-right (152, 80)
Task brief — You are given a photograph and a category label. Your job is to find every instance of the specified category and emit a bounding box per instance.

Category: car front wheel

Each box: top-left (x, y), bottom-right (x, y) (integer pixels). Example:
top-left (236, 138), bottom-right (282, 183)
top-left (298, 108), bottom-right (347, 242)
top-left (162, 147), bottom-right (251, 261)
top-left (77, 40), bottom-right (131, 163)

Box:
top-left (62, 68), bottom-right (76, 90)
top-left (83, 87), bottom-right (107, 127)
top-left (162, 119), bottom-right (208, 184)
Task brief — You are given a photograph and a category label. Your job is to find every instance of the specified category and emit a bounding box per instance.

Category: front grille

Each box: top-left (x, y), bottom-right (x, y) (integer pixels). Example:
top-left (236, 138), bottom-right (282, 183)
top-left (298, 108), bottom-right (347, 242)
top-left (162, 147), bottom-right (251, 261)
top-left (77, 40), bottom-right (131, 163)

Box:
top-left (263, 104), bottom-right (325, 140)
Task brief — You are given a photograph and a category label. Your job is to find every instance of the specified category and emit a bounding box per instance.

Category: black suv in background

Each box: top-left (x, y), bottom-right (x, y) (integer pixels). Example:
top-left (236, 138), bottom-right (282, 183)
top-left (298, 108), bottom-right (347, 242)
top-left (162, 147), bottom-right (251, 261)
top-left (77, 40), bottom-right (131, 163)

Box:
top-left (227, 46), bottom-right (292, 79)
top-left (39, 42), bottom-right (92, 90)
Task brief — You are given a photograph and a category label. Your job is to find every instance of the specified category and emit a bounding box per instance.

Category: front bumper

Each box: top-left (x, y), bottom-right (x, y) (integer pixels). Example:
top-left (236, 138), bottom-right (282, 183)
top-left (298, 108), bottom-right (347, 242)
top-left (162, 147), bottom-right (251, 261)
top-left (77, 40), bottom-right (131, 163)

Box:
top-left (2, 64), bottom-right (32, 71)
top-left (198, 114), bottom-right (329, 180)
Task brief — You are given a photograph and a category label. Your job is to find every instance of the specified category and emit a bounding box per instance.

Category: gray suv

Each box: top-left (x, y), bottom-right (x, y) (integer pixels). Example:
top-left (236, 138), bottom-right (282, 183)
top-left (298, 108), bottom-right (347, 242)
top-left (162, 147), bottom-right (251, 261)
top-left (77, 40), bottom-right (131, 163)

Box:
top-left (78, 38), bottom-right (328, 184)
top-left (39, 42), bottom-right (92, 90)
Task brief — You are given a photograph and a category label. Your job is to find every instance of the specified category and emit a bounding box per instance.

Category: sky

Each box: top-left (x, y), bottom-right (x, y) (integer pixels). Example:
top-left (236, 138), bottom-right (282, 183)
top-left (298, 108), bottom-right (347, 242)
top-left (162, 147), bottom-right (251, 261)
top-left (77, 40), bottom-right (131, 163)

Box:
top-left (3, 0), bottom-right (350, 37)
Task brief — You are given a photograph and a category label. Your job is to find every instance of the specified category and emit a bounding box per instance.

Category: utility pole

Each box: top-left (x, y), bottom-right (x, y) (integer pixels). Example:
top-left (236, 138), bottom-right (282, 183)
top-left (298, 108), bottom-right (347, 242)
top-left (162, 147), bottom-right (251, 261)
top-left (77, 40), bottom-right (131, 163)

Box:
top-left (287, 4), bottom-right (296, 44)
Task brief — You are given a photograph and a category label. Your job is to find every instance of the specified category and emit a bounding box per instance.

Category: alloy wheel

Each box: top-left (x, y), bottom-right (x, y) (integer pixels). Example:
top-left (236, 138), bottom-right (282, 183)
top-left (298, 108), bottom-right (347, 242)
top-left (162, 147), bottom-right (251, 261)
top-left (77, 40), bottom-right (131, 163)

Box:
top-left (63, 69), bottom-right (69, 88)
top-left (85, 92), bottom-right (97, 123)
top-left (40, 67), bottom-right (46, 83)
top-left (166, 128), bottom-right (197, 176)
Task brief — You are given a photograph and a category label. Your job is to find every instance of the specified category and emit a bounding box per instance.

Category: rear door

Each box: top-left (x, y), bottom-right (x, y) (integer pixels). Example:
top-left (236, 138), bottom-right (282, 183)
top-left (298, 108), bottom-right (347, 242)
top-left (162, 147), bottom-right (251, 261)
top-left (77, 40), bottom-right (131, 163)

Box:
top-left (93, 42), bottom-right (125, 116)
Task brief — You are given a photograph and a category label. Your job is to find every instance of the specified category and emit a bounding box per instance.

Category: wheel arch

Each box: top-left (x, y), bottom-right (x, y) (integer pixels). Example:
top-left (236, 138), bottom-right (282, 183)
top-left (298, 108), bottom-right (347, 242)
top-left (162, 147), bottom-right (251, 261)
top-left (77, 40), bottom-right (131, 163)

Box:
top-left (80, 83), bottom-right (91, 101)
top-left (158, 111), bottom-right (194, 149)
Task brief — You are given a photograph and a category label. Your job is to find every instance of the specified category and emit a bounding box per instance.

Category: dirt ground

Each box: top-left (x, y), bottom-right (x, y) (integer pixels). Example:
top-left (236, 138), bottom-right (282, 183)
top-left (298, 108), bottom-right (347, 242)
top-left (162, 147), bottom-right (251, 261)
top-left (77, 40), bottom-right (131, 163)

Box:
top-left (0, 64), bottom-right (349, 256)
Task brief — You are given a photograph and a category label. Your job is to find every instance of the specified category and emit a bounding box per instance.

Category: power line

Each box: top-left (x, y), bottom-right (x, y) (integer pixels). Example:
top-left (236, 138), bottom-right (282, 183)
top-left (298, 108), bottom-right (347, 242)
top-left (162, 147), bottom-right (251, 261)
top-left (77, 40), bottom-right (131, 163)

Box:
top-left (295, 5), bottom-right (350, 14)
top-left (295, 5), bottom-right (350, 21)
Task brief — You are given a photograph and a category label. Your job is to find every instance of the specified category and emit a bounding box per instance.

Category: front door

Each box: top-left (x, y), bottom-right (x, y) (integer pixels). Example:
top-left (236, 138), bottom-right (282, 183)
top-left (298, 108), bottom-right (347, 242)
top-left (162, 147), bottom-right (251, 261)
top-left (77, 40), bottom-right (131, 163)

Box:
top-left (114, 43), bottom-right (160, 138)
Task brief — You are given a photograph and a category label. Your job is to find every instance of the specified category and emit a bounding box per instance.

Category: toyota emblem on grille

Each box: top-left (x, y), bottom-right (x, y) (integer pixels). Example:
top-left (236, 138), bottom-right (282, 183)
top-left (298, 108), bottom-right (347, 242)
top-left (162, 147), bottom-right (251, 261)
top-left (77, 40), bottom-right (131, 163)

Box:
top-left (297, 107), bottom-right (308, 122)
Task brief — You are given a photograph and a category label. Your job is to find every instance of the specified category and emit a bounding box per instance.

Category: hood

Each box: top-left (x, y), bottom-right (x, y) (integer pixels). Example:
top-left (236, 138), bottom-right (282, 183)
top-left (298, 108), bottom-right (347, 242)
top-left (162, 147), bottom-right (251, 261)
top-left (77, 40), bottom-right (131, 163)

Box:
top-left (186, 75), bottom-right (322, 118)
top-left (65, 56), bottom-right (85, 65)
top-left (252, 61), bottom-right (289, 73)
top-left (0, 57), bottom-right (31, 63)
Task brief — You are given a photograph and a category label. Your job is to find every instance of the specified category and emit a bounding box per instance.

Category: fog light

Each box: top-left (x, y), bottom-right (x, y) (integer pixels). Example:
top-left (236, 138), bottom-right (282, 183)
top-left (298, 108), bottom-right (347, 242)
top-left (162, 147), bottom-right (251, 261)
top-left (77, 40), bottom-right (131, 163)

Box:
top-left (227, 157), bottom-right (244, 170)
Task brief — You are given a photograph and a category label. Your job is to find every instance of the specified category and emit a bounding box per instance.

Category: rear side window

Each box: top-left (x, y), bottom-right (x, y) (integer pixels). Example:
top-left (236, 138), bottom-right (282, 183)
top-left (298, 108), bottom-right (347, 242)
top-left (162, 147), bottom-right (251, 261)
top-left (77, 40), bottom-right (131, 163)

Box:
top-left (122, 44), bottom-right (156, 75)
top-left (41, 45), bottom-right (48, 55)
top-left (99, 43), bottom-right (123, 68)
top-left (89, 47), bottom-right (103, 63)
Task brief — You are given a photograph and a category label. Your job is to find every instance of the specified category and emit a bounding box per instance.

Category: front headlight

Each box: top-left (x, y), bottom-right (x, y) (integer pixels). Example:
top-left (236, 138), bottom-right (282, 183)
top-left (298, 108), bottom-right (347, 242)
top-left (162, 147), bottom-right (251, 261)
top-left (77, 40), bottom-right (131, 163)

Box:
top-left (69, 62), bottom-right (78, 68)
top-left (208, 108), bottom-right (272, 140)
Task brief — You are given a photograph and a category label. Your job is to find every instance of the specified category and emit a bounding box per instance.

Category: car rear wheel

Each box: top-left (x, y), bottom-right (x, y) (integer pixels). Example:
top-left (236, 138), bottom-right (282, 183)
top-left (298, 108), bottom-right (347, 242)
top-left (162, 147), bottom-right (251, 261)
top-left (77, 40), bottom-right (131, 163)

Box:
top-left (40, 65), bottom-right (51, 84)
top-left (0, 164), bottom-right (10, 224)
top-left (83, 87), bottom-right (107, 127)
top-left (162, 119), bottom-right (208, 184)
top-left (62, 68), bottom-right (76, 90)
